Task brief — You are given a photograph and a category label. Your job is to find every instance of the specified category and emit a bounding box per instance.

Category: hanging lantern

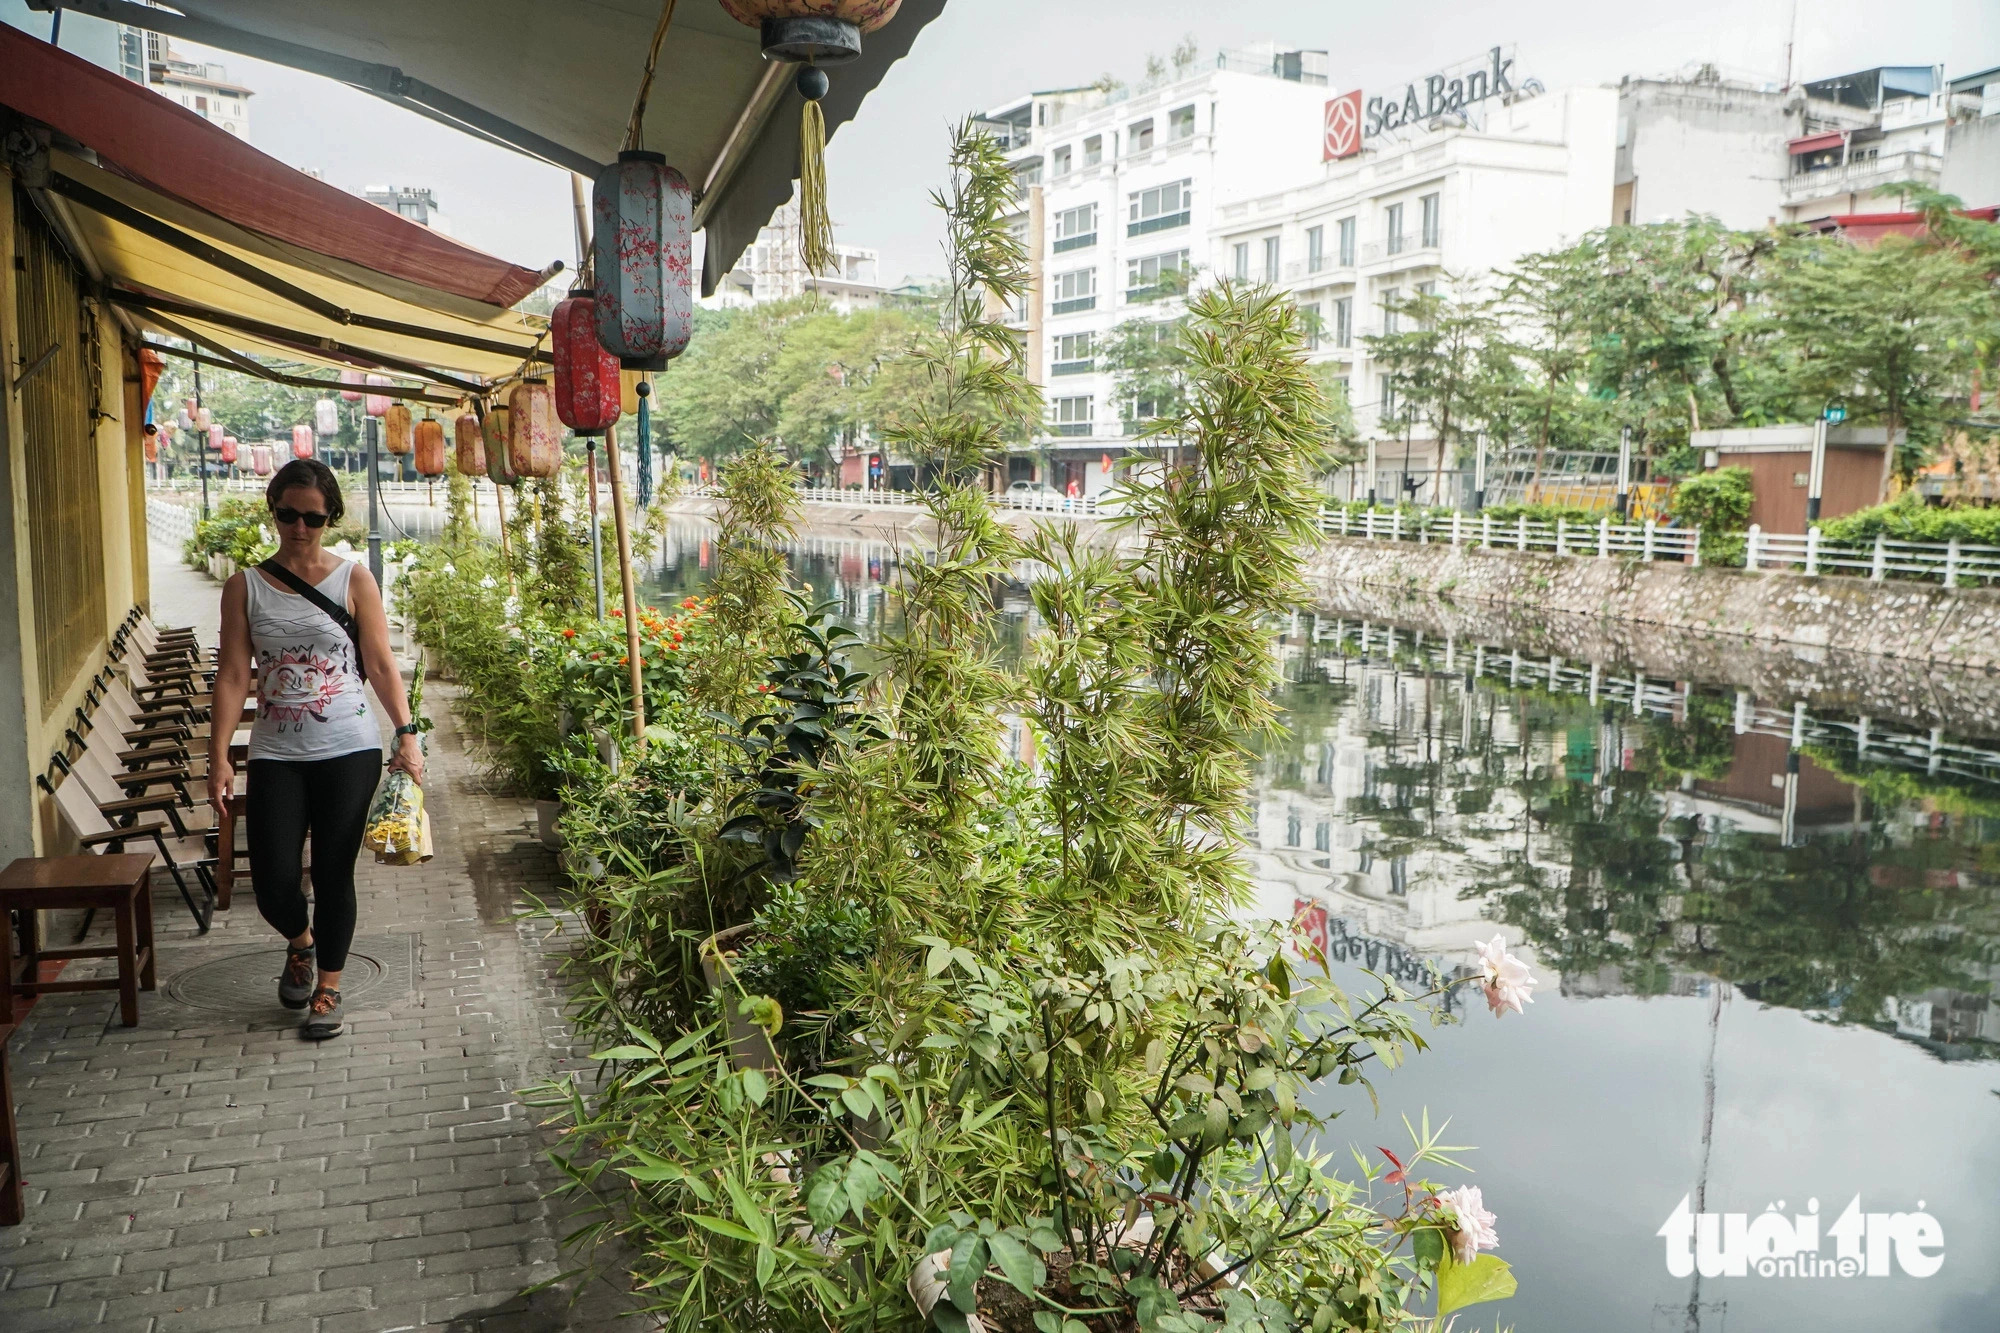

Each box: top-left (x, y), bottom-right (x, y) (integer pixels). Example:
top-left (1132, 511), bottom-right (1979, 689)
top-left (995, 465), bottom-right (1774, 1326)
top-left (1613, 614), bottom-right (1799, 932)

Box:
top-left (176, 407), bottom-right (192, 432)
top-left (553, 290), bottom-right (622, 436)
top-left (219, 435), bottom-right (239, 466)
top-left (483, 398), bottom-right (517, 487)
top-left (340, 368), bottom-right (364, 403)
top-left (383, 402), bottom-right (413, 455)
top-left (292, 424), bottom-right (315, 459)
top-left (313, 398), bottom-right (339, 437)
top-left (365, 374), bottom-right (393, 418)
top-left (138, 347), bottom-right (166, 405)
top-left (508, 379), bottom-right (561, 479)
top-left (207, 422), bottom-right (224, 454)
top-left (414, 415), bottom-right (446, 477)
top-left (250, 445), bottom-right (273, 477)
top-left (454, 412), bottom-right (485, 476)
top-left (591, 152), bottom-right (693, 370)
top-left (718, 2), bottom-right (902, 273)
top-left (197, 405), bottom-right (213, 431)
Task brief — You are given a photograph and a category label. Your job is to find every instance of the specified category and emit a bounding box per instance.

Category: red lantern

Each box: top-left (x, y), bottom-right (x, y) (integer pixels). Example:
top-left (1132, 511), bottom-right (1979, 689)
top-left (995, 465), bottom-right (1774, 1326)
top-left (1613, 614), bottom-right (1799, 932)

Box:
top-left (219, 435), bottom-right (239, 466)
top-left (292, 424), bottom-right (315, 459)
top-left (207, 423), bottom-right (224, 453)
top-left (365, 374), bottom-right (393, 418)
top-left (591, 153), bottom-right (693, 370)
top-left (483, 398), bottom-right (517, 486)
top-left (340, 369), bottom-right (364, 403)
top-left (414, 416), bottom-right (446, 477)
top-left (508, 379), bottom-right (560, 479)
top-left (250, 445), bottom-right (273, 477)
top-left (454, 413), bottom-right (485, 476)
top-left (383, 403), bottom-right (413, 455)
top-left (138, 347), bottom-right (166, 405)
top-left (553, 291), bottom-right (621, 436)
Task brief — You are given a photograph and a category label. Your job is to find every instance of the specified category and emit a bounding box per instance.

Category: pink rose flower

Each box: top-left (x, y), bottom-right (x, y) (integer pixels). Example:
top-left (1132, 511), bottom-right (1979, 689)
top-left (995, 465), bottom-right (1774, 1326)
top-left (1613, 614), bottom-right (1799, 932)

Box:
top-left (1437, 1184), bottom-right (1499, 1265)
top-left (1474, 934), bottom-right (1536, 1018)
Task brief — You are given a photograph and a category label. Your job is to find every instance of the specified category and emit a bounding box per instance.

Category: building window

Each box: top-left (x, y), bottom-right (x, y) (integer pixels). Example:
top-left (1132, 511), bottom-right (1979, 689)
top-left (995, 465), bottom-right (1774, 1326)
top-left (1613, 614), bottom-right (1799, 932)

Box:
top-left (1012, 158), bottom-right (1043, 198)
top-left (1385, 202), bottom-right (1404, 255)
top-left (1232, 242), bottom-right (1249, 281)
top-left (1084, 134), bottom-right (1103, 167)
top-left (195, 94), bottom-right (208, 112)
top-left (1128, 179), bottom-right (1191, 236)
top-left (1263, 235), bottom-right (1280, 281)
top-left (1337, 217), bottom-right (1356, 267)
top-left (1380, 374), bottom-right (1398, 418)
top-left (1302, 303), bottom-right (1323, 349)
top-left (1315, 821), bottom-right (1331, 853)
top-left (1052, 144), bottom-right (1073, 177)
top-left (1126, 249), bottom-right (1189, 302)
top-left (1129, 118), bottom-right (1155, 151)
top-left (1286, 809), bottom-right (1302, 847)
top-left (1307, 225), bottom-right (1325, 273)
top-left (1052, 204), bottom-right (1097, 253)
top-left (1169, 104), bottom-right (1196, 140)
top-left (1051, 332), bottom-right (1095, 375)
top-left (1051, 267), bottom-right (1097, 315)
top-left (1381, 286), bottom-right (1401, 335)
top-left (1416, 280), bottom-right (1436, 298)
top-left (1420, 192), bottom-right (1441, 247)
top-left (1333, 296), bottom-right (1352, 348)
top-left (1052, 395), bottom-right (1093, 436)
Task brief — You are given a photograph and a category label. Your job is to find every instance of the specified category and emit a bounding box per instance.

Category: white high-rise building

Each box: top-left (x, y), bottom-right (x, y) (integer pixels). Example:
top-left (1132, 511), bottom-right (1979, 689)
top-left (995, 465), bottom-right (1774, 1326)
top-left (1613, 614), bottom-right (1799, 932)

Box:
top-left (364, 185), bottom-right (452, 235)
top-left (707, 197), bottom-right (886, 314)
top-left (148, 45), bottom-right (253, 137)
top-left (983, 45), bottom-right (1332, 496)
top-left (1216, 84), bottom-right (1618, 480)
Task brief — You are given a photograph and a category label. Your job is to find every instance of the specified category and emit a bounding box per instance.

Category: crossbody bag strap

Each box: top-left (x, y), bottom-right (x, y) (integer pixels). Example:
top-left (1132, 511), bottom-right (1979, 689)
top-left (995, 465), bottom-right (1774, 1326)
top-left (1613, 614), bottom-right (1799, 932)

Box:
top-left (256, 559), bottom-right (368, 684)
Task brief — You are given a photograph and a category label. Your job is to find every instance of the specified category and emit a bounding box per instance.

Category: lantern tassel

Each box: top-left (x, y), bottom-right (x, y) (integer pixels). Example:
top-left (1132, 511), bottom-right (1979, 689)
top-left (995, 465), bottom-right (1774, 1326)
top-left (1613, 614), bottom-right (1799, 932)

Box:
top-left (637, 384), bottom-right (653, 510)
top-left (798, 96), bottom-right (835, 275)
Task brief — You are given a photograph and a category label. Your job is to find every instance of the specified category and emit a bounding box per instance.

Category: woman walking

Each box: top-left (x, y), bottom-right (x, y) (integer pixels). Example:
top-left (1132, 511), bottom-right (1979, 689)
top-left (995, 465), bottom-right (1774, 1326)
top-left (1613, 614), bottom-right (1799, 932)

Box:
top-left (207, 459), bottom-right (423, 1039)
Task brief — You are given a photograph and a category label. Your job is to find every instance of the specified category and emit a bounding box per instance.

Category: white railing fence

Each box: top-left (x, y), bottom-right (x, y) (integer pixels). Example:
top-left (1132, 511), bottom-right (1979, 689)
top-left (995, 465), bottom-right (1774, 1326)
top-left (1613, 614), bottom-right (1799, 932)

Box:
top-left (1743, 524), bottom-right (2000, 587)
top-left (1320, 506), bottom-right (1703, 566)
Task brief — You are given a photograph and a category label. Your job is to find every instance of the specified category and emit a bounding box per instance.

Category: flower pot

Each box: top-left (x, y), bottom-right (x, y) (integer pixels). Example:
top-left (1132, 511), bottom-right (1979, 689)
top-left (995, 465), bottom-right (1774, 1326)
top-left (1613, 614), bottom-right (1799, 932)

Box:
top-left (699, 923), bottom-right (781, 1073)
top-left (535, 798), bottom-right (564, 849)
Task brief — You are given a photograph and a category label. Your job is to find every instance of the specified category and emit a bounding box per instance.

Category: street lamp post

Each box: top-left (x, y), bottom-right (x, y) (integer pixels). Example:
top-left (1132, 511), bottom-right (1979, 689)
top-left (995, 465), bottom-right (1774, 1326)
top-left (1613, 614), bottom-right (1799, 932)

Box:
top-left (1365, 437), bottom-right (1378, 507)
top-left (366, 414), bottom-right (383, 584)
top-left (1807, 416), bottom-right (1828, 524)
top-left (1472, 433), bottom-right (1487, 514)
top-left (194, 361), bottom-right (210, 520)
top-left (1615, 426), bottom-right (1632, 520)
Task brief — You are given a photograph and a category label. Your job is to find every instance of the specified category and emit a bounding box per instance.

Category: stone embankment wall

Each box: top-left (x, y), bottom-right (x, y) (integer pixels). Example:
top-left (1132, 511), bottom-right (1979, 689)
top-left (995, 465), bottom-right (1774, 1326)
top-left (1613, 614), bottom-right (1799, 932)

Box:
top-left (1309, 538), bottom-right (2000, 673)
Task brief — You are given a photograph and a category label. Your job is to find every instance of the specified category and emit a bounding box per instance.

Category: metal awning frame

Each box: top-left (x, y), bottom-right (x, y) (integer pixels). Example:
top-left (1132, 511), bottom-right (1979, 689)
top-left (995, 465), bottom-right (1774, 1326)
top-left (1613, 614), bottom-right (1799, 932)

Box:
top-left (142, 338), bottom-right (464, 408)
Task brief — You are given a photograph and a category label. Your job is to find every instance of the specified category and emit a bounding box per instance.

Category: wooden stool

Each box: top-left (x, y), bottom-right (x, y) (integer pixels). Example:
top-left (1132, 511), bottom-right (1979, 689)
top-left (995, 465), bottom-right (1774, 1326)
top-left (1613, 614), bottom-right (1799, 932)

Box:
top-left (0, 1021), bottom-right (18, 1225)
top-left (0, 855), bottom-right (157, 1028)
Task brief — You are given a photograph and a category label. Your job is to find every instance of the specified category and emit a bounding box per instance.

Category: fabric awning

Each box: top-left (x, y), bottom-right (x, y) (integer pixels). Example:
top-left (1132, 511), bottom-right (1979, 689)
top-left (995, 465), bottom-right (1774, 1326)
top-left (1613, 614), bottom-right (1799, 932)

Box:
top-left (32, 0), bottom-right (949, 294)
top-left (1788, 131), bottom-right (1846, 156)
top-left (2, 24), bottom-right (555, 396)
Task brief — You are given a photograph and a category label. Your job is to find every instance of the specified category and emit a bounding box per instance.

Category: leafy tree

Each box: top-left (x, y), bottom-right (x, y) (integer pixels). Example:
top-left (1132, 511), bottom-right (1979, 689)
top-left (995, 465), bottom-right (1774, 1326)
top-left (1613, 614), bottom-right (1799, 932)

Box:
top-left (1363, 278), bottom-right (1503, 496)
top-left (1492, 246), bottom-right (1606, 490)
top-left (1100, 314), bottom-right (1192, 433)
top-left (1668, 466), bottom-right (1752, 563)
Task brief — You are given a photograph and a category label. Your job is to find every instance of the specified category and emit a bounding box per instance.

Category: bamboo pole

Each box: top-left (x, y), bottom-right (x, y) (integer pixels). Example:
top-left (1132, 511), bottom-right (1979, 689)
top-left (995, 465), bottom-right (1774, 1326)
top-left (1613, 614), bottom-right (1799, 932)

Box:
top-left (494, 483), bottom-right (516, 599)
top-left (604, 423), bottom-right (646, 745)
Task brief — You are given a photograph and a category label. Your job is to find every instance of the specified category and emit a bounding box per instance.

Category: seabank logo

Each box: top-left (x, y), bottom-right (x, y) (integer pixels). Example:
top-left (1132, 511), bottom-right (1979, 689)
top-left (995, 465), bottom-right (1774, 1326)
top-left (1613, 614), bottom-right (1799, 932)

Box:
top-left (1658, 1196), bottom-right (1944, 1279)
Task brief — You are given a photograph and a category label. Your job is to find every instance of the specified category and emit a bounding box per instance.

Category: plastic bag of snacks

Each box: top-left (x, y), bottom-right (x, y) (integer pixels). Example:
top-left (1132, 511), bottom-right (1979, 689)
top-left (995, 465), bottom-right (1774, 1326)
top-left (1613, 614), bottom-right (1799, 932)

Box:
top-left (363, 769), bottom-right (431, 866)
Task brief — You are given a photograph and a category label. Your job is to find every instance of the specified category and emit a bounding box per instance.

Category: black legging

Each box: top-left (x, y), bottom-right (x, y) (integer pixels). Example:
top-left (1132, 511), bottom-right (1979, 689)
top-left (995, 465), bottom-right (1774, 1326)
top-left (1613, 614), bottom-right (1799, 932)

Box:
top-left (245, 750), bottom-right (382, 973)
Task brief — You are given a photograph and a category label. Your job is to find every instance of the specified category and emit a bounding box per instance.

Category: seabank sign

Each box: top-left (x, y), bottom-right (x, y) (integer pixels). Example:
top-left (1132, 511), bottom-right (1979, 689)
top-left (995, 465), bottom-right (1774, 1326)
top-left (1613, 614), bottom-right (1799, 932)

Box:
top-left (1323, 46), bottom-right (1527, 162)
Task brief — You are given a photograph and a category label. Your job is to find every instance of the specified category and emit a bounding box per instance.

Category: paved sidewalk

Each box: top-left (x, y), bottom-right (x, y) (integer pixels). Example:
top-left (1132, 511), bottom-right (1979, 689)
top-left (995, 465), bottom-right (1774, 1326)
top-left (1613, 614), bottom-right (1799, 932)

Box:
top-left (0, 541), bottom-right (634, 1331)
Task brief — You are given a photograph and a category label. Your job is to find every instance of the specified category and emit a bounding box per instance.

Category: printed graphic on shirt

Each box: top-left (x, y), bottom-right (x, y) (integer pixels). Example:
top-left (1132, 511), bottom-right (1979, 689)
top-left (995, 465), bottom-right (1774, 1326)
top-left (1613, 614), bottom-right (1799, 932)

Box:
top-left (257, 641), bottom-right (362, 731)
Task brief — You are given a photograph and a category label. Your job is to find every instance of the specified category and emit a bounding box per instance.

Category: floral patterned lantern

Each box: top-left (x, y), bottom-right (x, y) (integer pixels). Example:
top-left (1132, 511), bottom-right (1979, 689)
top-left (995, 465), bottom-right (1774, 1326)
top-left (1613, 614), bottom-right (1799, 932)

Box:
top-left (507, 379), bottom-right (561, 479)
top-left (314, 398), bottom-right (339, 437)
top-left (340, 368), bottom-right (364, 403)
top-left (591, 152), bottom-right (692, 370)
top-left (414, 415), bottom-right (446, 477)
top-left (552, 290), bottom-right (621, 436)
top-left (482, 398), bottom-right (517, 487)
top-left (454, 412), bottom-right (485, 476)
top-left (383, 402), bottom-right (413, 455)
top-left (292, 424), bottom-right (315, 459)
top-left (250, 444), bottom-right (273, 477)
top-left (219, 434), bottom-right (238, 466)
top-left (365, 374), bottom-right (393, 418)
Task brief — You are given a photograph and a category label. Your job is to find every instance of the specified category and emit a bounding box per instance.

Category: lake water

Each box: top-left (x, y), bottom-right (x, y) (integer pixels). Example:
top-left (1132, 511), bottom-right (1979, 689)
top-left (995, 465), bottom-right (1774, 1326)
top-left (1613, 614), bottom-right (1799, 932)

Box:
top-left (643, 521), bottom-right (2000, 1332)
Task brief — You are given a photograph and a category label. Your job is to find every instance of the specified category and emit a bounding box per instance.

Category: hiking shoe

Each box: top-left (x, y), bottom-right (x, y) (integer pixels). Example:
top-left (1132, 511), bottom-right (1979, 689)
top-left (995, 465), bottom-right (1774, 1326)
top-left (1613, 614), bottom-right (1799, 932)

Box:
top-left (279, 945), bottom-right (316, 1009)
top-left (302, 987), bottom-right (343, 1040)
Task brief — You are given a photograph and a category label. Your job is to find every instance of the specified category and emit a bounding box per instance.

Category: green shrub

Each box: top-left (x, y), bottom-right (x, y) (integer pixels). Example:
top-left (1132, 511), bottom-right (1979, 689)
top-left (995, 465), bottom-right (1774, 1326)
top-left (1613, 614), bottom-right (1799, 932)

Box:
top-left (1669, 467), bottom-right (1752, 564)
top-left (1819, 492), bottom-right (2000, 546)
top-left (1481, 501), bottom-right (1600, 527)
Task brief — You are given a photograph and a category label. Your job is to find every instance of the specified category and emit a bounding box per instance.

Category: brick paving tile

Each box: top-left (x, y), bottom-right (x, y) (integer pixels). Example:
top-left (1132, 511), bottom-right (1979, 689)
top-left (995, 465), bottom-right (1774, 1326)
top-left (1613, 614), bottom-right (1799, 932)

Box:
top-left (0, 540), bottom-right (647, 1329)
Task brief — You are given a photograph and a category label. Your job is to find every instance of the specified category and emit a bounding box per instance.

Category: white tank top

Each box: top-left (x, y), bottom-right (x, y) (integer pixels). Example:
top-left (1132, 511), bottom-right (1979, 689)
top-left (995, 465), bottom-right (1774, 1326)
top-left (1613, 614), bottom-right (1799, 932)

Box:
top-left (243, 560), bottom-right (381, 763)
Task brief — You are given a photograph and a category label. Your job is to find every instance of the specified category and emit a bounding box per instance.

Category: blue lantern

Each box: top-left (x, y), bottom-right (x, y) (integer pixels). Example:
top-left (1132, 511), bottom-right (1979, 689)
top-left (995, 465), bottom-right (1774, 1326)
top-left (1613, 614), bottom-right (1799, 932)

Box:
top-left (592, 151), bottom-right (693, 371)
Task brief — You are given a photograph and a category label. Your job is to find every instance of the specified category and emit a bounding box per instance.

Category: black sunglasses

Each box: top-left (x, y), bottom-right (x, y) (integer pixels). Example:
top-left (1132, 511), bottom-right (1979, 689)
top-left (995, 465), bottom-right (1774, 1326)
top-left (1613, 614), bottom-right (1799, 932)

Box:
top-left (272, 506), bottom-right (330, 528)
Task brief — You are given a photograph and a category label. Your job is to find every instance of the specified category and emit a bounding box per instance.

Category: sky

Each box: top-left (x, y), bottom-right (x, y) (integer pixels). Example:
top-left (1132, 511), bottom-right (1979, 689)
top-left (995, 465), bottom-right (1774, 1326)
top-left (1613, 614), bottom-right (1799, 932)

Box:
top-left (10, 0), bottom-right (1999, 285)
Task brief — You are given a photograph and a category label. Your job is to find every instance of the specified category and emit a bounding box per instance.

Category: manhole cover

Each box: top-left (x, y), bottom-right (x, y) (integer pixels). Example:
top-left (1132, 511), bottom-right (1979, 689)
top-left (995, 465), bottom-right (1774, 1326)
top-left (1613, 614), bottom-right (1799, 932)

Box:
top-left (165, 933), bottom-right (418, 1011)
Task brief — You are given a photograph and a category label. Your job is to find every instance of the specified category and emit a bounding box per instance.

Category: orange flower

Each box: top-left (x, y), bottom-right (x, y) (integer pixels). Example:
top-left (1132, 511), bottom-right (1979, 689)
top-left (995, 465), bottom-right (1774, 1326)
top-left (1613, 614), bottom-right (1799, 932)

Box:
top-left (680, 597), bottom-right (697, 609)
top-left (619, 655), bottom-right (629, 665)
top-left (610, 608), bottom-right (623, 618)
top-left (561, 627), bottom-right (577, 639)
top-left (589, 651), bottom-right (602, 660)
top-left (671, 631), bottom-right (683, 642)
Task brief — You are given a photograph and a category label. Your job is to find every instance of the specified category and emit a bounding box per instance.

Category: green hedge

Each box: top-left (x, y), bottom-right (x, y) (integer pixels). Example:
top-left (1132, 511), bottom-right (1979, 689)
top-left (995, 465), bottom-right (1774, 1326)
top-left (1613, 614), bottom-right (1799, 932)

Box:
top-left (1819, 495), bottom-right (2000, 546)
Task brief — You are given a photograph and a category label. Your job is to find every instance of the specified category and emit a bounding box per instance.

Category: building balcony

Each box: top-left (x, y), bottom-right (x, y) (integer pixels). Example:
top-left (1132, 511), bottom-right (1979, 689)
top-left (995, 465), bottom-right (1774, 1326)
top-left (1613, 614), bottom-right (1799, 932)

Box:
top-left (1050, 295), bottom-right (1097, 316)
top-left (1051, 422), bottom-right (1094, 437)
top-left (1361, 233), bottom-right (1441, 264)
top-left (1052, 232), bottom-right (1097, 253)
top-left (1286, 258), bottom-right (1353, 282)
top-left (1128, 211), bottom-right (1191, 237)
top-left (1781, 150), bottom-right (1943, 206)
top-left (1050, 358), bottom-right (1095, 376)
